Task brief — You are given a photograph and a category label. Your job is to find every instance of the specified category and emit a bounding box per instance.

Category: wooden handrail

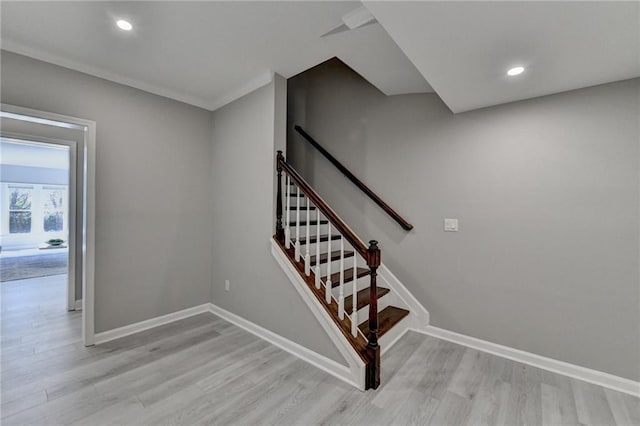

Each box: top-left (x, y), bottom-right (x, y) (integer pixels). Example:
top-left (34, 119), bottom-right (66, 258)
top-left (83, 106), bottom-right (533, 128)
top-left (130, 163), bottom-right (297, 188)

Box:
top-left (276, 150), bottom-right (381, 389)
top-left (277, 152), bottom-right (370, 260)
top-left (294, 125), bottom-right (414, 231)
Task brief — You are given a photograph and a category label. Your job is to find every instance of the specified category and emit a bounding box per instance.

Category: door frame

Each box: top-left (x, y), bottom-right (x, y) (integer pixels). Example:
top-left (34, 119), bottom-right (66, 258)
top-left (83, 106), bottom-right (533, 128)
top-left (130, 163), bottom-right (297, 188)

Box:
top-left (0, 134), bottom-right (78, 312)
top-left (1, 103), bottom-right (97, 346)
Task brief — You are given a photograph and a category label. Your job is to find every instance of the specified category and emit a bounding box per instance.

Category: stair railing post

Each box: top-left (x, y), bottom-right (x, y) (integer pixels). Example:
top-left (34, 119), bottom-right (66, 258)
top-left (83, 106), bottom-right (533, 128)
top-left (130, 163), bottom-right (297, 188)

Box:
top-left (275, 151), bottom-right (284, 242)
top-left (315, 210), bottom-right (321, 288)
top-left (304, 198), bottom-right (311, 275)
top-left (295, 188), bottom-right (301, 261)
top-left (366, 240), bottom-right (381, 390)
top-left (351, 254), bottom-right (358, 337)
top-left (325, 224), bottom-right (332, 303)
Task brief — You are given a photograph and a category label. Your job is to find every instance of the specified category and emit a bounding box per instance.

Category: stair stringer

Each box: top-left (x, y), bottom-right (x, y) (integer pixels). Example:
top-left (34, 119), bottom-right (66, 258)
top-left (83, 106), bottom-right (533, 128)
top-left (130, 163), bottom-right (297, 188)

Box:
top-left (271, 239), bottom-right (366, 390)
top-left (377, 264), bottom-right (431, 355)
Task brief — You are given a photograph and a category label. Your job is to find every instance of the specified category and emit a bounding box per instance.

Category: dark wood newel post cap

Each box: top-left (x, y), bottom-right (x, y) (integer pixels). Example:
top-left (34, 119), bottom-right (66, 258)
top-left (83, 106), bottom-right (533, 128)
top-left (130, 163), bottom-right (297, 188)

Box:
top-left (367, 240), bottom-right (381, 267)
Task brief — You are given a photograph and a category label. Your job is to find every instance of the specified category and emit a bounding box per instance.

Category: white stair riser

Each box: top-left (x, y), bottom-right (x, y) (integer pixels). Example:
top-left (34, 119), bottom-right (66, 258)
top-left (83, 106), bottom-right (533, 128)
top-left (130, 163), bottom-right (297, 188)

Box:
top-left (286, 223), bottom-right (330, 234)
top-left (312, 256), bottom-right (363, 277)
top-left (330, 274), bottom-right (371, 298)
top-left (291, 233), bottom-right (359, 251)
top-left (352, 290), bottom-right (393, 322)
top-left (296, 239), bottom-right (345, 256)
top-left (378, 312), bottom-right (412, 349)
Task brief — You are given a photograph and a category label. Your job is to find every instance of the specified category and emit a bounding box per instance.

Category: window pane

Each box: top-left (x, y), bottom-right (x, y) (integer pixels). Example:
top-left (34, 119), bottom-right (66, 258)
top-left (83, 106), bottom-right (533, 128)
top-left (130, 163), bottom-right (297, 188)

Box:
top-left (44, 212), bottom-right (64, 232)
top-left (43, 188), bottom-right (65, 232)
top-left (43, 188), bottom-right (64, 211)
top-left (10, 211), bottom-right (32, 233)
top-left (9, 187), bottom-right (32, 210)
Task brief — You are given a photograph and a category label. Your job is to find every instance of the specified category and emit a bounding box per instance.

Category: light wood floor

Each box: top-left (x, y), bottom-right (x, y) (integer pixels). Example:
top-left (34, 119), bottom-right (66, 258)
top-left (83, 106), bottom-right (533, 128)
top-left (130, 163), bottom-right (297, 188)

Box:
top-left (2, 276), bottom-right (638, 425)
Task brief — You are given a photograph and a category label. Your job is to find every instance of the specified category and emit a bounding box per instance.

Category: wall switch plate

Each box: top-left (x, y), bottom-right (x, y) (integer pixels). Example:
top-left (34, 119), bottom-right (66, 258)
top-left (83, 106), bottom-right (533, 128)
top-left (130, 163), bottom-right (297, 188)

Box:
top-left (444, 218), bottom-right (459, 232)
top-left (225, 280), bottom-right (230, 291)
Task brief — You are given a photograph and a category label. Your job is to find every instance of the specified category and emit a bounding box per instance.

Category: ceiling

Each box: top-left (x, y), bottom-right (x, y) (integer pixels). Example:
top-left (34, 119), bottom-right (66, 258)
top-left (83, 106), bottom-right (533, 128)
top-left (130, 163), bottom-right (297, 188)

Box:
top-left (322, 22), bottom-right (432, 96)
top-left (0, 1), bottom-right (430, 111)
top-left (1, 139), bottom-right (69, 170)
top-left (365, 1), bottom-right (640, 113)
top-left (1, 2), bottom-right (637, 113)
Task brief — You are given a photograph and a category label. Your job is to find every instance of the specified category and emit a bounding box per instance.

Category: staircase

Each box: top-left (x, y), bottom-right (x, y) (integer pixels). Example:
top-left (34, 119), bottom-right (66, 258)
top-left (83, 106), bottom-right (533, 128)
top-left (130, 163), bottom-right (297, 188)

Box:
top-left (273, 151), bottom-right (411, 390)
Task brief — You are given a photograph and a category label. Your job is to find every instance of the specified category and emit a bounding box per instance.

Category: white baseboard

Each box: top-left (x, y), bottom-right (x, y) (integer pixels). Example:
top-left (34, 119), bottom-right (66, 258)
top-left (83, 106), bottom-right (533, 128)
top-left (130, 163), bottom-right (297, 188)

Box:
top-left (92, 299), bottom-right (359, 390)
top-left (421, 325), bottom-right (640, 398)
top-left (90, 297), bottom-right (638, 397)
top-left (208, 303), bottom-right (359, 389)
top-left (74, 299), bottom-right (82, 311)
top-left (94, 304), bottom-right (211, 345)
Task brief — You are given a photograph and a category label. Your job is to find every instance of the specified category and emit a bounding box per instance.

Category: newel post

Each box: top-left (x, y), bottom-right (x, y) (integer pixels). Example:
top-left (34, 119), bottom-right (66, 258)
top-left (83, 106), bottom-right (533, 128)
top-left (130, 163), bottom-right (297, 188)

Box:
top-left (366, 240), bottom-right (381, 389)
top-left (275, 151), bottom-right (284, 242)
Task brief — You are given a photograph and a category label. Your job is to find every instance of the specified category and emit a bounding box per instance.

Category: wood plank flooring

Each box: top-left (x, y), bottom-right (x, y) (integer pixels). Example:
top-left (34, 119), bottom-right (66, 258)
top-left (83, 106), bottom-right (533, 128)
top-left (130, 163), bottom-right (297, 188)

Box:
top-left (2, 275), bottom-right (638, 425)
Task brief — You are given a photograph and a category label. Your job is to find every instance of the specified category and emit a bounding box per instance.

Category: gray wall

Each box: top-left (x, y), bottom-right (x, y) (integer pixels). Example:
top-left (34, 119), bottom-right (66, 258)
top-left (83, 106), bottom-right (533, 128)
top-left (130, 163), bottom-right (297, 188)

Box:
top-left (209, 77), bottom-right (345, 364)
top-left (1, 51), bottom-right (214, 332)
top-left (288, 60), bottom-right (640, 381)
top-left (1, 51), bottom-right (349, 365)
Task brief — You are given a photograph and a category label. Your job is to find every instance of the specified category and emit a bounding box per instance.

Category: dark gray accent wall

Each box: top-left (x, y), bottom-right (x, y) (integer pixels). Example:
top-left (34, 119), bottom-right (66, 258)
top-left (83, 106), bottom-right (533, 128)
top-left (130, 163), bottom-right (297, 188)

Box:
top-left (288, 60), bottom-right (640, 381)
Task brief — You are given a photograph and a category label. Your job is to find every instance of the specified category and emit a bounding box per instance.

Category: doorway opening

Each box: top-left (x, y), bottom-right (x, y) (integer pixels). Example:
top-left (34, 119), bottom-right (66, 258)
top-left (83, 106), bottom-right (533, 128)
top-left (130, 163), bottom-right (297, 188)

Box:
top-left (0, 139), bottom-right (76, 310)
top-left (0, 105), bottom-right (96, 346)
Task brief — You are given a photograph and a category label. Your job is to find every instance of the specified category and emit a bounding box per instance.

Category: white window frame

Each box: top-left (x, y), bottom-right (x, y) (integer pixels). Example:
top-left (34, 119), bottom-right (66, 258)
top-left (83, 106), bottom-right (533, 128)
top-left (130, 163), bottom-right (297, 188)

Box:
top-left (41, 185), bottom-right (68, 235)
top-left (5, 183), bottom-right (35, 235)
top-left (1, 183), bottom-right (69, 238)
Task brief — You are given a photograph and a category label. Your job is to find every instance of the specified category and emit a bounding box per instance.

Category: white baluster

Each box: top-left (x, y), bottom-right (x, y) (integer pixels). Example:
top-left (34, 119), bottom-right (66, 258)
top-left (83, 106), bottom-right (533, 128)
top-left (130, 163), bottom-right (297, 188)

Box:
top-left (294, 187), bottom-right (301, 261)
top-left (304, 197), bottom-right (311, 275)
top-left (285, 176), bottom-right (291, 248)
top-left (351, 255), bottom-right (358, 337)
top-left (315, 210), bottom-right (321, 289)
top-left (325, 224), bottom-right (332, 304)
top-left (338, 238), bottom-right (345, 319)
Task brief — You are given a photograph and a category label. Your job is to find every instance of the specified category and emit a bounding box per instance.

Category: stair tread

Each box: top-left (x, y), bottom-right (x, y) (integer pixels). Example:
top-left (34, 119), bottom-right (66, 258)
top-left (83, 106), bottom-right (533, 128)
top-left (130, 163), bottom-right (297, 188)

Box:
top-left (309, 250), bottom-right (355, 266)
top-left (289, 192), bottom-right (305, 197)
top-left (289, 220), bottom-right (329, 227)
top-left (322, 267), bottom-right (370, 287)
top-left (294, 234), bottom-right (341, 245)
top-left (273, 237), bottom-right (370, 365)
top-left (344, 287), bottom-right (390, 315)
top-left (359, 306), bottom-right (410, 338)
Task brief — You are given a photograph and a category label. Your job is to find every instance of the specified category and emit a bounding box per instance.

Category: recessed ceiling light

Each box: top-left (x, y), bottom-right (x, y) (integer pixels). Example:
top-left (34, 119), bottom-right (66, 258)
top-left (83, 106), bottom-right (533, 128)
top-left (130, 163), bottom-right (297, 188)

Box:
top-left (507, 66), bottom-right (525, 76)
top-left (116, 19), bottom-right (133, 31)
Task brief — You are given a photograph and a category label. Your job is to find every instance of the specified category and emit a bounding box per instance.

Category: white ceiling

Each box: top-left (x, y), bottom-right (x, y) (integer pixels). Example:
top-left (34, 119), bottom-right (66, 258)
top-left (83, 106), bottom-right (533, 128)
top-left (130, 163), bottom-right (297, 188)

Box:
top-left (322, 22), bottom-right (432, 96)
top-left (1, 139), bottom-right (69, 170)
top-left (365, 1), bottom-right (640, 113)
top-left (0, 1), bottom-right (431, 111)
top-left (1, 2), bottom-right (637, 113)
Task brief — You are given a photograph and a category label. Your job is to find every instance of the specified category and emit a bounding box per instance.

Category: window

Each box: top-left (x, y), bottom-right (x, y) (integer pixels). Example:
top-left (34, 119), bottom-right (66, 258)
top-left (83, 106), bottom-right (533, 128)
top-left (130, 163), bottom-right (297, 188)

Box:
top-left (43, 186), bottom-right (65, 232)
top-left (2, 183), bottom-right (68, 240)
top-left (8, 185), bottom-right (33, 233)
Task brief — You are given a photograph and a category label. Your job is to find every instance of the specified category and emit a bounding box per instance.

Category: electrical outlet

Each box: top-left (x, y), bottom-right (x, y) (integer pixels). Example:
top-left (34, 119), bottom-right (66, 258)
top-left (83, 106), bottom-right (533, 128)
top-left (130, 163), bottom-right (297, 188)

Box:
top-left (444, 218), bottom-right (459, 232)
top-left (225, 280), bottom-right (230, 291)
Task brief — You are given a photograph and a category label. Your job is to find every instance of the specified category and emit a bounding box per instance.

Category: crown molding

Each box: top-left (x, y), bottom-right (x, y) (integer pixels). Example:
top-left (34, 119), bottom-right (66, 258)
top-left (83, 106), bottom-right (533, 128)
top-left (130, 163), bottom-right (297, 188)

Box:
top-left (208, 71), bottom-right (274, 111)
top-left (1, 40), bottom-right (273, 112)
